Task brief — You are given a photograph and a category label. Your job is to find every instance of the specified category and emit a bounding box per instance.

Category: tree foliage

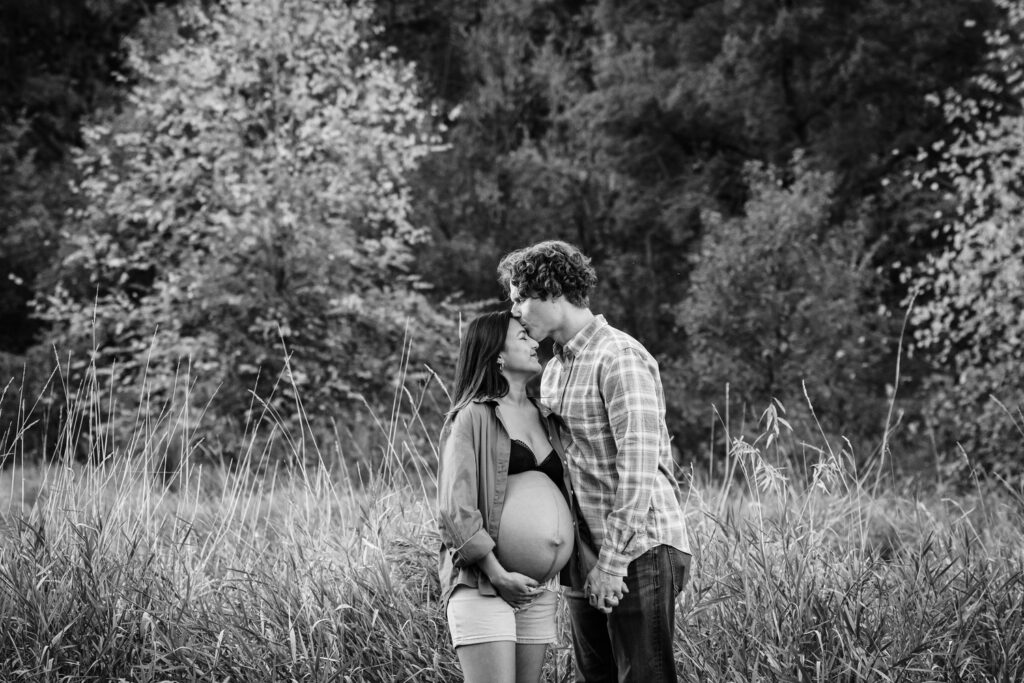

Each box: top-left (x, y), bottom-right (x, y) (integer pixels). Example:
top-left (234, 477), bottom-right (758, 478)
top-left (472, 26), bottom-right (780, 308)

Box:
top-left (0, 0), bottom-right (173, 353)
top-left (387, 0), bottom-right (993, 457)
top-left (908, 0), bottom-right (1024, 472)
top-left (40, 0), bottom-right (451, 458)
top-left (398, 0), bottom-right (992, 323)
top-left (0, 124), bottom-right (66, 351)
top-left (675, 157), bottom-right (887, 448)
top-left (0, 0), bottom-right (1013, 470)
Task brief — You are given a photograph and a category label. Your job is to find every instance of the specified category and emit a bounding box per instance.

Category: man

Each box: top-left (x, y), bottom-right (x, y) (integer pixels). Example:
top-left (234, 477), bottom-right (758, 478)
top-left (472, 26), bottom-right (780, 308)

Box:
top-left (497, 240), bottom-right (692, 683)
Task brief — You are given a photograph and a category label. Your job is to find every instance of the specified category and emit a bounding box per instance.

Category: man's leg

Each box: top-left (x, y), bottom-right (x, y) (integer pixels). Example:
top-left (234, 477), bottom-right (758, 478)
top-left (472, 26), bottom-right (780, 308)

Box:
top-left (565, 590), bottom-right (617, 683)
top-left (606, 545), bottom-right (690, 683)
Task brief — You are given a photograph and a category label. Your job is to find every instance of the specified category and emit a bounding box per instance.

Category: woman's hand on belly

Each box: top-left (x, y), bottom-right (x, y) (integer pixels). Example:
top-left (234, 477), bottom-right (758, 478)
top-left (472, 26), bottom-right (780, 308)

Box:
top-left (479, 557), bottom-right (540, 609)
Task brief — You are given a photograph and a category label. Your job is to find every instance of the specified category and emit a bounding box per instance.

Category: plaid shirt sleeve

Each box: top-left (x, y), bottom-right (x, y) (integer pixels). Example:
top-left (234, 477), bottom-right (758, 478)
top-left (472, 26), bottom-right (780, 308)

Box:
top-left (596, 347), bottom-right (664, 577)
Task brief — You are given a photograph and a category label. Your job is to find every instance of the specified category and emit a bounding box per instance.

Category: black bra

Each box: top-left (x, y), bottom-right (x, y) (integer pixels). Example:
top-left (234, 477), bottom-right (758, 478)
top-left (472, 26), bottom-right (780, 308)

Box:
top-left (508, 439), bottom-right (568, 500)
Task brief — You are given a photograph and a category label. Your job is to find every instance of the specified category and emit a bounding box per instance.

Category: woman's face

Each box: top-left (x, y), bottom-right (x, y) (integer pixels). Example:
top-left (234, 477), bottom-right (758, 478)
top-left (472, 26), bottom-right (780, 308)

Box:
top-left (499, 318), bottom-right (541, 377)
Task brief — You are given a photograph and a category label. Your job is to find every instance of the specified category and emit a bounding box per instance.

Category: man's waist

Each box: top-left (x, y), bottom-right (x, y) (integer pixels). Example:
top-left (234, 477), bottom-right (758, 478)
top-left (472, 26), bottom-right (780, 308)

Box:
top-left (581, 506), bottom-right (687, 545)
top-left (590, 529), bottom-right (691, 577)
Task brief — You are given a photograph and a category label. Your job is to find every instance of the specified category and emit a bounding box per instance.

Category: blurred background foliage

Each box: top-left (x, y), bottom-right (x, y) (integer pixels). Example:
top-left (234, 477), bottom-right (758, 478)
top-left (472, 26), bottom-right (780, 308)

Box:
top-left (1, 0), bottom-right (1022, 480)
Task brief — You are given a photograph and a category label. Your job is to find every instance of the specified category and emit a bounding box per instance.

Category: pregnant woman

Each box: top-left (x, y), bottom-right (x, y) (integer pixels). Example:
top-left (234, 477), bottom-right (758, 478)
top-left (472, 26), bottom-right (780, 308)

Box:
top-left (438, 310), bottom-right (574, 683)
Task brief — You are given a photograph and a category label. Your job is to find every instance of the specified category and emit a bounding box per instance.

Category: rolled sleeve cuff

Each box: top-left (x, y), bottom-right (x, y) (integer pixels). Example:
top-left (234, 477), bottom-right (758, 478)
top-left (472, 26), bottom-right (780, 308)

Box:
top-left (453, 528), bottom-right (495, 566)
top-left (598, 527), bottom-right (647, 577)
top-left (597, 551), bottom-right (630, 578)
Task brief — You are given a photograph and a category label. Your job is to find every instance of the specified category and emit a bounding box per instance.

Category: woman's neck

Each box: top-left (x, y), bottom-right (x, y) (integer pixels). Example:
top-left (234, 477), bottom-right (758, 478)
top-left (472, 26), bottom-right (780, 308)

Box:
top-left (500, 378), bottom-right (532, 407)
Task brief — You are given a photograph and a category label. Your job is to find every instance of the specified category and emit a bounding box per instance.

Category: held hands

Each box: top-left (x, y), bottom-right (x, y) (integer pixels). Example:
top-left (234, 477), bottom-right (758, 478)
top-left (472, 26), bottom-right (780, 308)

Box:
top-left (491, 569), bottom-right (541, 609)
top-left (584, 566), bottom-right (628, 614)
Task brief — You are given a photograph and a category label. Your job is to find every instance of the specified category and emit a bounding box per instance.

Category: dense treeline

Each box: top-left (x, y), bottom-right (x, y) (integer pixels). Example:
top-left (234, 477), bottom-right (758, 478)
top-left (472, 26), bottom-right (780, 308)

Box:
top-left (1, 0), bottom-right (1021, 478)
top-left (382, 0), bottom-right (1017, 472)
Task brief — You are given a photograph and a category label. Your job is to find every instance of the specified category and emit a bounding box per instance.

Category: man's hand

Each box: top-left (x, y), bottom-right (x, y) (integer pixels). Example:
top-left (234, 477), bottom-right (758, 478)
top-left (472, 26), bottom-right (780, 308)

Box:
top-left (584, 566), bottom-right (628, 614)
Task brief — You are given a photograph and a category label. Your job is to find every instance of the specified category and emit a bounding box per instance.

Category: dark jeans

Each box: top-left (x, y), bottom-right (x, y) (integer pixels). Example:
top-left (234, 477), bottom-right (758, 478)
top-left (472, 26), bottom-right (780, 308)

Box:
top-left (566, 545), bottom-right (691, 683)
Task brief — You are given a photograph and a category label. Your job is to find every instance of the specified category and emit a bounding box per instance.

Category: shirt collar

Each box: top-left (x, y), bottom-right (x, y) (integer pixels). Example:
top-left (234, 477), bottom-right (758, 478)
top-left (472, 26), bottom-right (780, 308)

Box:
top-left (470, 394), bottom-right (552, 417)
top-left (553, 314), bottom-right (606, 363)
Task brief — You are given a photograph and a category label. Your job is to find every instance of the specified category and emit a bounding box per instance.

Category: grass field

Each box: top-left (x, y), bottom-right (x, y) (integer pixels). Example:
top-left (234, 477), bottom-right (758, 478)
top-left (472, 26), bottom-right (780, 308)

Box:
top-left (1, 369), bottom-right (1023, 681)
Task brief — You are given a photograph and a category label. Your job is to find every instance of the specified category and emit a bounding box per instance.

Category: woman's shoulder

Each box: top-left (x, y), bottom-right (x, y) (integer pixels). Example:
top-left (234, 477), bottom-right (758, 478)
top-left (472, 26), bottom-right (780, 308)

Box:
top-left (441, 401), bottom-right (500, 454)
top-left (447, 400), bottom-right (498, 429)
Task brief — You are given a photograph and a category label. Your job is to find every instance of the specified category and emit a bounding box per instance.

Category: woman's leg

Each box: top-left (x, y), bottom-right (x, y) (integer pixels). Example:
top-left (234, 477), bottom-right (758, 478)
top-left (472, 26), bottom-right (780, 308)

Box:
top-left (514, 643), bottom-right (547, 683)
top-left (448, 586), bottom-right (519, 682)
top-left (513, 588), bottom-right (558, 683)
top-left (457, 641), bottom-right (517, 683)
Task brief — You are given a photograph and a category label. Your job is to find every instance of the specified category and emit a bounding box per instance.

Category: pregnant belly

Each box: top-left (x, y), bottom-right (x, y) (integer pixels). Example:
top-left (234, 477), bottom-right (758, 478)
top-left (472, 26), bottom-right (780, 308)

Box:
top-left (496, 471), bottom-right (574, 582)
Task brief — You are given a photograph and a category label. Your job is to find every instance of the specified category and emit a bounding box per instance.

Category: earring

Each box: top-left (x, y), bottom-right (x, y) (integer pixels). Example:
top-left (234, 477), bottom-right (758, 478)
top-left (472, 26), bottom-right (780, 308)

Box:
top-left (497, 358), bottom-right (505, 370)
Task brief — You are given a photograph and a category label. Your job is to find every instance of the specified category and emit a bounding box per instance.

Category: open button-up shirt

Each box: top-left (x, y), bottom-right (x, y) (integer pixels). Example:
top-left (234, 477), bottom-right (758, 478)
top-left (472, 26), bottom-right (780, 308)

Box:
top-left (436, 396), bottom-right (575, 607)
top-left (540, 315), bottom-right (690, 578)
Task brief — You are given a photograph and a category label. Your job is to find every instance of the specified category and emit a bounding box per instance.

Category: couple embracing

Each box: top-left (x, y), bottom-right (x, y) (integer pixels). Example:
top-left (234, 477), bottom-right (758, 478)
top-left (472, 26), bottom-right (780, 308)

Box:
top-left (437, 240), bottom-right (692, 683)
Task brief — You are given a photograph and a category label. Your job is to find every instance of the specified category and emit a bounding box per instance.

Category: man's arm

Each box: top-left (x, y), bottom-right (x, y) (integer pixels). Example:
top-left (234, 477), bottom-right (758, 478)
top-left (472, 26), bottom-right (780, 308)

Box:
top-left (598, 346), bottom-right (664, 577)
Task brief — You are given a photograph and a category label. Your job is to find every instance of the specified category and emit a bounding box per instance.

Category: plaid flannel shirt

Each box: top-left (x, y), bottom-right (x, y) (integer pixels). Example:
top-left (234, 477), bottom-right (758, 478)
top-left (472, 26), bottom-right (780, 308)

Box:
top-left (540, 315), bottom-right (690, 578)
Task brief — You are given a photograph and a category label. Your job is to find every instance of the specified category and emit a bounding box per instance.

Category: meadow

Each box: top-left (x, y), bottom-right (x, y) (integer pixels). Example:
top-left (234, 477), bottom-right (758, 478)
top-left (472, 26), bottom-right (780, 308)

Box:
top-left (1, 364), bottom-right (1022, 682)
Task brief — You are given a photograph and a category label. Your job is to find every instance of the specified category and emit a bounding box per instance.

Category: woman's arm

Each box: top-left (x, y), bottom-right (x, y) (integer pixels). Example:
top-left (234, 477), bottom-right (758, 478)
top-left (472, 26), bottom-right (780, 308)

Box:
top-left (436, 412), bottom-right (495, 566)
top-left (477, 552), bottom-right (540, 607)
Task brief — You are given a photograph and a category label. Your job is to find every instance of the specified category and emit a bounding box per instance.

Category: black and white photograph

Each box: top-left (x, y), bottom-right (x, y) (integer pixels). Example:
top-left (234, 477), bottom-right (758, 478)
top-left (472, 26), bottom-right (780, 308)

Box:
top-left (1, 0), bottom-right (1022, 680)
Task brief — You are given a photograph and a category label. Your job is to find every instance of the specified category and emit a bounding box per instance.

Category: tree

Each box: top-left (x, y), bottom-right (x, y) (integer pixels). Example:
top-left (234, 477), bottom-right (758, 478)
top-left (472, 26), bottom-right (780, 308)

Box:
top-left (908, 0), bottom-right (1024, 474)
top-left (0, 0), bottom-right (176, 354)
top-left (392, 0), bottom-right (993, 346)
top-left (0, 123), bottom-right (66, 352)
top-left (379, 0), bottom-right (994, 465)
top-left (40, 0), bottom-right (451, 460)
top-left (675, 157), bottom-right (888, 453)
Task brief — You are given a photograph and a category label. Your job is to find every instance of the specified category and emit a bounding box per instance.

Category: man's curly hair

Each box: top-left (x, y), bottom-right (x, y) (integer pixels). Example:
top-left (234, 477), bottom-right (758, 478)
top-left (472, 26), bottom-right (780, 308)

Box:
top-left (497, 240), bottom-right (598, 307)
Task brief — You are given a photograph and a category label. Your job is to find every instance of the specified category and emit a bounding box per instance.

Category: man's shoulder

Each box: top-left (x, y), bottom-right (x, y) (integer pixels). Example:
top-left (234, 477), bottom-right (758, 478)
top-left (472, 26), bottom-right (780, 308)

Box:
top-left (590, 321), bottom-right (651, 359)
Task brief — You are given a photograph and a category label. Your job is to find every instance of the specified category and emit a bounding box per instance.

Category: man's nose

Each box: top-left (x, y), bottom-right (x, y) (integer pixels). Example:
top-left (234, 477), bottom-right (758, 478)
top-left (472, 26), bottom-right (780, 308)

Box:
top-left (511, 301), bottom-right (521, 316)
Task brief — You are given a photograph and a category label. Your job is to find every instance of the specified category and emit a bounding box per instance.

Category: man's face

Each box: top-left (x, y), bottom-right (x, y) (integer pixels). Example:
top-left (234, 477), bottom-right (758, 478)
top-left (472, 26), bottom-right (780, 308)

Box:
top-left (509, 283), bottom-right (561, 342)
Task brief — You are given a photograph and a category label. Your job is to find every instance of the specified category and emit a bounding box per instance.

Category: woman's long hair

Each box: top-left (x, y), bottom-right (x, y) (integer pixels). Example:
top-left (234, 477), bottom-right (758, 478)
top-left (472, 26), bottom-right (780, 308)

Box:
top-left (449, 310), bottom-right (512, 415)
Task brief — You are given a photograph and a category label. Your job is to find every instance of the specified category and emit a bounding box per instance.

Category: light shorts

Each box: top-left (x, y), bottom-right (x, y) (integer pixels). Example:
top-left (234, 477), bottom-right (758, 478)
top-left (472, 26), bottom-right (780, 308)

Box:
top-left (446, 585), bottom-right (558, 647)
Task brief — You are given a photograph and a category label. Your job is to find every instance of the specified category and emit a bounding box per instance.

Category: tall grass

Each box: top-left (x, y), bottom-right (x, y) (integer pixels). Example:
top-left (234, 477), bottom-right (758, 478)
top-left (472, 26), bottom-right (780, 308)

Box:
top-left (1, 355), bottom-right (1023, 682)
top-left (0, 350), bottom-right (465, 682)
top-left (680, 421), bottom-right (1024, 682)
